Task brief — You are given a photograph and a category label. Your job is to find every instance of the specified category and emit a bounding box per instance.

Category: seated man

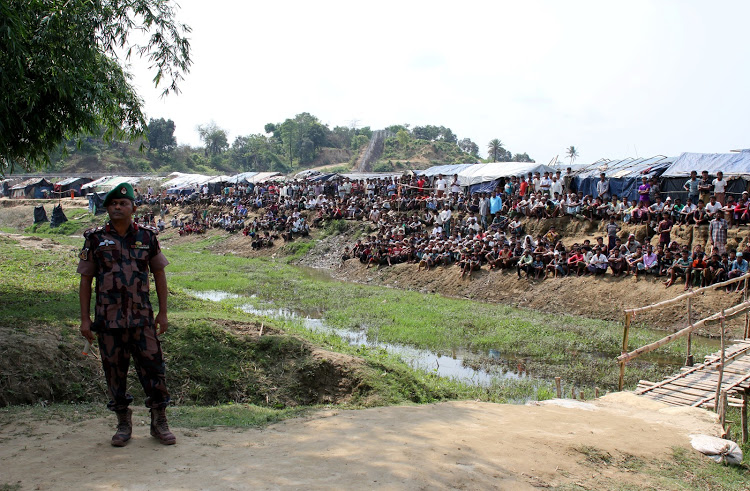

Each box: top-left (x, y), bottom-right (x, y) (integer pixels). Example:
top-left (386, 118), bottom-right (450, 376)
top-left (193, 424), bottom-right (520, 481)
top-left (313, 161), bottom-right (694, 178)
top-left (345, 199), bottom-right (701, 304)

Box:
top-left (664, 249), bottom-right (691, 288)
top-left (687, 251), bottom-right (707, 290)
top-left (587, 247), bottom-right (609, 276)
top-left (516, 250), bottom-right (534, 279)
top-left (608, 248), bottom-right (627, 277)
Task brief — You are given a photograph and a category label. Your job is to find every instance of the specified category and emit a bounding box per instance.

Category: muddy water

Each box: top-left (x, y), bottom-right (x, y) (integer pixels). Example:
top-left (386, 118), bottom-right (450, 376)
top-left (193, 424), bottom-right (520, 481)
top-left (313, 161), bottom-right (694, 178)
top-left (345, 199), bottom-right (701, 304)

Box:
top-left (189, 290), bottom-right (526, 386)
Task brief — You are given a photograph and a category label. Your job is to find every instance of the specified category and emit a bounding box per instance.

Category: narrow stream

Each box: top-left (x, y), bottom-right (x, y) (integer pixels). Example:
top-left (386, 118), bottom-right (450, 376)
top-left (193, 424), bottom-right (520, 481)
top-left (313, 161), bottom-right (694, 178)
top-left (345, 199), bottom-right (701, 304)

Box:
top-left (189, 290), bottom-right (526, 386)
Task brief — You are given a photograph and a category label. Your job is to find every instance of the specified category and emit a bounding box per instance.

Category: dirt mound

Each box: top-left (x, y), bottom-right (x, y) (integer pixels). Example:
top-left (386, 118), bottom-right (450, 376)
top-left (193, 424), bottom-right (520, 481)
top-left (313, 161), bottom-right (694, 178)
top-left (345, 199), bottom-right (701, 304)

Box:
top-left (0, 318), bottom-right (366, 408)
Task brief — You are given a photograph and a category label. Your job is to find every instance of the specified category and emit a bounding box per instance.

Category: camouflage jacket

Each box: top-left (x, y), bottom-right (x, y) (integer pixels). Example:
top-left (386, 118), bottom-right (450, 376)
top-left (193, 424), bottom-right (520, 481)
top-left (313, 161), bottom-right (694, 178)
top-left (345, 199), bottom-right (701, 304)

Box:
top-left (77, 222), bottom-right (169, 329)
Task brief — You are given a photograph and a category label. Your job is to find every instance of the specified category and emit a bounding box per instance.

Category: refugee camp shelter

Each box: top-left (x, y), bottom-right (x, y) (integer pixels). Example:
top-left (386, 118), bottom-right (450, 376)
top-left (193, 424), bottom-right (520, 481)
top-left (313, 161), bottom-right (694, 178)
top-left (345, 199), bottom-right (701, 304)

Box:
top-left (416, 164), bottom-right (475, 179)
top-left (457, 162), bottom-right (559, 193)
top-left (1, 179), bottom-right (20, 197)
top-left (574, 156), bottom-right (673, 201)
top-left (10, 178), bottom-right (52, 199)
top-left (53, 177), bottom-right (92, 197)
top-left (661, 152), bottom-right (750, 201)
top-left (80, 176), bottom-right (114, 195)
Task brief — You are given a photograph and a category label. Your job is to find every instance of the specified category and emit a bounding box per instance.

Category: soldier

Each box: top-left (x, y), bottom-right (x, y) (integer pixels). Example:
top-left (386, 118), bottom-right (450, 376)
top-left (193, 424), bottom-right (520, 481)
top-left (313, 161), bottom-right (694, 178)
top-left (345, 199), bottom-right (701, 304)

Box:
top-left (78, 182), bottom-right (176, 447)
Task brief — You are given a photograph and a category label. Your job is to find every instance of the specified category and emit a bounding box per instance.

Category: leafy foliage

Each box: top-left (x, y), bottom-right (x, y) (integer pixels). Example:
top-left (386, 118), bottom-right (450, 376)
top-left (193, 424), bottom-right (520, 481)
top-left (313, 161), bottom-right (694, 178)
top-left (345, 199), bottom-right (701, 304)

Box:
top-left (147, 118), bottom-right (177, 154)
top-left (0, 0), bottom-right (191, 176)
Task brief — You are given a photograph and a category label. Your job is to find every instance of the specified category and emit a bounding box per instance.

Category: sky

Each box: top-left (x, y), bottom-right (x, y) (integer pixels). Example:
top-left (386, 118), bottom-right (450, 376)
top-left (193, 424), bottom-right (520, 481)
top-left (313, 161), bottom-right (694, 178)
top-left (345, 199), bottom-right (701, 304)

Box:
top-left (127, 0), bottom-right (750, 165)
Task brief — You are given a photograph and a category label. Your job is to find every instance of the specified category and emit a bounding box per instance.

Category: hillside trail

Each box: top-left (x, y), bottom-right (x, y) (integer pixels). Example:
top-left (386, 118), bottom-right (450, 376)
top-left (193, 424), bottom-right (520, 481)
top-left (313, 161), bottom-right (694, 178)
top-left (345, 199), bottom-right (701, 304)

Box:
top-left (0, 394), bottom-right (719, 490)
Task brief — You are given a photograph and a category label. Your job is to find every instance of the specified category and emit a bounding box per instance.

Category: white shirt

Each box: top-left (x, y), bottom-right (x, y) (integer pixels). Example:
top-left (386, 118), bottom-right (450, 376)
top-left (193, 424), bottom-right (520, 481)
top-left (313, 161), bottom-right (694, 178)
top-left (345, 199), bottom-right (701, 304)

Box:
top-left (712, 178), bottom-right (727, 194)
top-left (436, 179), bottom-right (447, 191)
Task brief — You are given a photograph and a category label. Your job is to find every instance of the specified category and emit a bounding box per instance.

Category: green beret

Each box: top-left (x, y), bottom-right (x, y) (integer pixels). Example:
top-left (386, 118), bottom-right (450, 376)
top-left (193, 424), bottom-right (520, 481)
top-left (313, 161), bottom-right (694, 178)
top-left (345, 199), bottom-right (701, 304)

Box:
top-left (103, 183), bottom-right (135, 206)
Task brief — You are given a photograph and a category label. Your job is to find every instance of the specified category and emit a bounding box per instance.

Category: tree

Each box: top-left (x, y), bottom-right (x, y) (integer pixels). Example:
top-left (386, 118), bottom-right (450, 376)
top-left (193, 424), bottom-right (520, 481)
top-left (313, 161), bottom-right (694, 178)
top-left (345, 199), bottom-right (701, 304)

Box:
top-left (566, 146), bottom-right (579, 165)
top-left (147, 118), bottom-right (177, 154)
top-left (0, 0), bottom-right (191, 176)
top-left (396, 130), bottom-right (410, 148)
top-left (197, 122), bottom-right (229, 156)
top-left (458, 138), bottom-right (479, 156)
top-left (487, 139), bottom-right (504, 162)
top-left (513, 153), bottom-right (535, 163)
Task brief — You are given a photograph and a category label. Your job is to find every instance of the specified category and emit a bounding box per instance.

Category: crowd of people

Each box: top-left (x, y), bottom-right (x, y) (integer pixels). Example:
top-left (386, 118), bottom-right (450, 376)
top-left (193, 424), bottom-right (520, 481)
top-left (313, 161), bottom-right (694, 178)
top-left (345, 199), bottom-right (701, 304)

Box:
top-left (128, 168), bottom-right (749, 290)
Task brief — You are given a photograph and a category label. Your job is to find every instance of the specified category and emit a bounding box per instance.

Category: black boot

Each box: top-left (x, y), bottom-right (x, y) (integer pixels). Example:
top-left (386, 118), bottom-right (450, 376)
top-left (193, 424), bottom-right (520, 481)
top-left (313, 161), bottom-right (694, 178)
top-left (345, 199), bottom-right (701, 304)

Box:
top-left (150, 407), bottom-right (176, 445)
top-left (111, 408), bottom-right (132, 447)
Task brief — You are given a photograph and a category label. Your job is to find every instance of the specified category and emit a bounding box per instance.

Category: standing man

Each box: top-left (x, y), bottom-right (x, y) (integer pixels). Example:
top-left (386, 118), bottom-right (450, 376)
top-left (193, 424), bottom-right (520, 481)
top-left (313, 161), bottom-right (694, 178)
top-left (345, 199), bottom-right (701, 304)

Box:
top-left (712, 171), bottom-right (727, 205)
top-left (684, 170), bottom-right (700, 205)
top-left (596, 173), bottom-right (610, 201)
top-left (709, 210), bottom-right (728, 256)
top-left (78, 183), bottom-right (176, 447)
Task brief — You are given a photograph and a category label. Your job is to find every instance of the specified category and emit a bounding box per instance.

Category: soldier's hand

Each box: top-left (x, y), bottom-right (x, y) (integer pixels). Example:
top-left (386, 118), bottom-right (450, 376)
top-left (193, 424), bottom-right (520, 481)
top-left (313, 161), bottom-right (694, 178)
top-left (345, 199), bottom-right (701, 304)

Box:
top-left (155, 312), bottom-right (168, 336)
top-left (80, 318), bottom-right (95, 343)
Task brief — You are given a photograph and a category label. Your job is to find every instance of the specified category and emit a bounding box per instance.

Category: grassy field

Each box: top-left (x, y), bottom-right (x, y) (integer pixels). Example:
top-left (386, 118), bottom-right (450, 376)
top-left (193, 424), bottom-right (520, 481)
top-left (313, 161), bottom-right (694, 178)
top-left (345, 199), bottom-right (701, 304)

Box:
top-left (164, 235), bottom-right (715, 391)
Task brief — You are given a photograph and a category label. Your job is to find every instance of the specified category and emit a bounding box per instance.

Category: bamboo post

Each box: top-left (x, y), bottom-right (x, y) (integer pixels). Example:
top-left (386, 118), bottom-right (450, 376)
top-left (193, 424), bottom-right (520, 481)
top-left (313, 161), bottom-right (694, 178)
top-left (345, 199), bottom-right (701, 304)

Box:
top-left (719, 390), bottom-right (728, 427)
top-left (619, 312), bottom-right (631, 391)
top-left (579, 391), bottom-right (584, 400)
top-left (555, 377), bottom-right (562, 398)
top-left (745, 277), bottom-right (750, 339)
top-left (715, 311), bottom-right (726, 412)
top-left (742, 391), bottom-right (748, 444)
top-left (685, 297), bottom-right (693, 367)
top-left (571, 387), bottom-right (576, 399)
top-left (595, 387), bottom-right (600, 398)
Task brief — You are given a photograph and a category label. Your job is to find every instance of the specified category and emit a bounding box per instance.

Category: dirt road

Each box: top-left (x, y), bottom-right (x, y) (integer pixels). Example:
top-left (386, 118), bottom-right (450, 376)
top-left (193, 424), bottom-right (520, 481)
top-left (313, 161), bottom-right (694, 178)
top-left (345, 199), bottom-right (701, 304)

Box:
top-left (0, 394), bottom-right (719, 490)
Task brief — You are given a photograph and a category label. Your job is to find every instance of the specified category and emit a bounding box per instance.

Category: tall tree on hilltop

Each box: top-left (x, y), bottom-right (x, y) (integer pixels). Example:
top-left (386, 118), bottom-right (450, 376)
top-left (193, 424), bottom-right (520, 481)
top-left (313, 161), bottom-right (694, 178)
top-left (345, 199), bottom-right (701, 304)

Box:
top-left (566, 146), bottom-right (579, 165)
top-left (487, 139), bottom-right (504, 162)
top-left (147, 118), bottom-right (177, 154)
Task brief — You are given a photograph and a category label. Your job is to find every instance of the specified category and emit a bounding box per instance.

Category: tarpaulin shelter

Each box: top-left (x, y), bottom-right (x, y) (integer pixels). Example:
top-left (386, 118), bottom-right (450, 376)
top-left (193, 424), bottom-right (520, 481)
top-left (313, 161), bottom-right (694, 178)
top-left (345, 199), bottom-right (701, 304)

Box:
top-left (50, 204), bottom-right (68, 228)
top-left (457, 162), bottom-right (559, 187)
top-left (574, 156), bottom-right (673, 201)
top-left (1, 179), bottom-right (20, 197)
top-left (33, 206), bottom-right (48, 223)
top-left (340, 172), bottom-right (402, 181)
top-left (660, 152), bottom-right (750, 202)
top-left (416, 164), bottom-right (474, 178)
top-left (88, 192), bottom-right (107, 214)
top-left (80, 176), bottom-right (113, 195)
top-left (226, 172), bottom-right (258, 184)
top-left (53, 177), bottom-right (92, 197)
top-left (10, 178), bottom-right (52, 199)
top-left (97, 176), bottom-right (141, 192)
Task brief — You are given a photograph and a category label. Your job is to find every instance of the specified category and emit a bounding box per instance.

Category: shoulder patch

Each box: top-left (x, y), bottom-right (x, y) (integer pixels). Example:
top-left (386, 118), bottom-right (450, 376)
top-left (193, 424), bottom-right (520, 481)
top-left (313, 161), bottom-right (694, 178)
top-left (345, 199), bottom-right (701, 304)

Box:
top-left (82, 226), bottom-right (104, 238)
top-left (139, 224), bottom-right (159, 234)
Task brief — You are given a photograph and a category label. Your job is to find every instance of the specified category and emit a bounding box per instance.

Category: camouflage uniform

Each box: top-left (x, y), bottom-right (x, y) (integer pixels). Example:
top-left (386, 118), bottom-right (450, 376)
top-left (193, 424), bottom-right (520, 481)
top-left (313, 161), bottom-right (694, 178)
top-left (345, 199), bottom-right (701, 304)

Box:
top-left (77, 222), bottom-right (170, 412)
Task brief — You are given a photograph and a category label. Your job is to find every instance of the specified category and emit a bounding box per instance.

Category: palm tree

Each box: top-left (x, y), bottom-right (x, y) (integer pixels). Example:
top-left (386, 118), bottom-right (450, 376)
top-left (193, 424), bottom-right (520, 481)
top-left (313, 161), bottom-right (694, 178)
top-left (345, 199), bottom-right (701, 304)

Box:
top-left (487, 139), bottom-right (503, 162)
top-left (566, 146), bottom-right (579, 165)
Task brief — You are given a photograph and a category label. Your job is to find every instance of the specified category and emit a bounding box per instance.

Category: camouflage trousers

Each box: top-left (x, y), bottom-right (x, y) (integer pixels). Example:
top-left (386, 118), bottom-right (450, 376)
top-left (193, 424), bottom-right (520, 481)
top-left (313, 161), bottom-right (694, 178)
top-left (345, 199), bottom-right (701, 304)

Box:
top-left (96, 324), bottom-right (170, 412)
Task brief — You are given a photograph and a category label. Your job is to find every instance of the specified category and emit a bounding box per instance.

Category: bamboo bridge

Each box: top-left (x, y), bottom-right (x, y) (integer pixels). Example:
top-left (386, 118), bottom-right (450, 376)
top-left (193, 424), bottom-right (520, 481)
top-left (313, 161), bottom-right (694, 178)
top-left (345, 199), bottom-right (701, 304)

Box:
top-left (617, 274), bottom-right (750, 442)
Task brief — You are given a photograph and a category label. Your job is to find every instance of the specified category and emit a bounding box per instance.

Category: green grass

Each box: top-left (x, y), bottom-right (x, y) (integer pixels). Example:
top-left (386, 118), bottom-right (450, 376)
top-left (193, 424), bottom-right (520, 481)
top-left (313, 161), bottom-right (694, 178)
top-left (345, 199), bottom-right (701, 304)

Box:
top-left (169, 403), bottom-right (308, 428)
top-left (164, 236), bottom-right (715, 390)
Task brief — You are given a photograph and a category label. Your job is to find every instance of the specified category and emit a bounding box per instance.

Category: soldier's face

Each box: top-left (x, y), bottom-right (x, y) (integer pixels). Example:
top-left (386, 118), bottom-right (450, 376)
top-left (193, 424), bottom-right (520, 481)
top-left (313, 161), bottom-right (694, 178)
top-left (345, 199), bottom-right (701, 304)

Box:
top-left (107, 198), bottom-right (135, 220)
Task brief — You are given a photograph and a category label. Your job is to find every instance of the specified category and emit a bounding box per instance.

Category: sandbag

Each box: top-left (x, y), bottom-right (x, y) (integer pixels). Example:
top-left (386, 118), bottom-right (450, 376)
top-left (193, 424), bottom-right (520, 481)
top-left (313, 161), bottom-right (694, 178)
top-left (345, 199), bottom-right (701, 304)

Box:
top-left (690, 434), bottom-right (743, 465)
top-left (33, 206), bottom-right (48, 224)
top-left (49, 204), bottom-right (68, 228)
